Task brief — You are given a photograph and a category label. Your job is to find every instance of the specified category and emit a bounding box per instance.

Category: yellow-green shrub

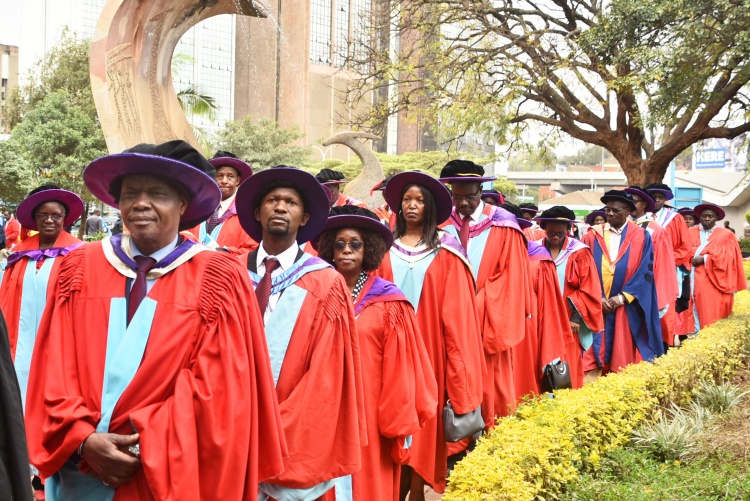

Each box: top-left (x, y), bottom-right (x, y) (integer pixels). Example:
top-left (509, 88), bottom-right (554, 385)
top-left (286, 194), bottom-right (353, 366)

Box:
top-left (743, 261), bottom-right (750, 283)
top-left (444, 291), bottom-right (750, 501)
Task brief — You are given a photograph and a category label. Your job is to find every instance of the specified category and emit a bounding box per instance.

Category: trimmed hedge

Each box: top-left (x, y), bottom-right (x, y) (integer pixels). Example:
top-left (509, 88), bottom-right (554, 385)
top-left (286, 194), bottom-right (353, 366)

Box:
top-left (445, 291), bottom-right (750, 500)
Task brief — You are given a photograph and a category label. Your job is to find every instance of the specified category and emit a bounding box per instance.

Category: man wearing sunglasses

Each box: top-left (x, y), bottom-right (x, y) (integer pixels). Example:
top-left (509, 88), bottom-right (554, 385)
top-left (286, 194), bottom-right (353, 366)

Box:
top-left (581, 190), bottom-right (663, 379)
top-left (438, 160), bottom-right (531, 445)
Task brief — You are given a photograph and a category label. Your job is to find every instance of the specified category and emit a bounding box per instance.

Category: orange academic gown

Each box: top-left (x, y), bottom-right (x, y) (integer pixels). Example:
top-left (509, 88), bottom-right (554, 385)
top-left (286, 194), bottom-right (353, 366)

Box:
top-left (440, 205), bottom-right (531, 425)
top-left (349, 276), bottom-right (437, 501)
top-left (0, 231), bottom-right (82, 361)
top-left (689, 226), bottom-right (747, 329)
top-left (187, 209), bottom-right (258, 255)
top-left (376, 236), bottom-right (483, 493)
top-left (247, 253), bottom-right (367, 496)
top-left (25, 241), bottom-right (286, 500)
top-left (639, 220), bottom-right (679, 345)
top-left (518, 244), bottom-right (570, 398)
top-left (545, 237), bottom-right (604, 389)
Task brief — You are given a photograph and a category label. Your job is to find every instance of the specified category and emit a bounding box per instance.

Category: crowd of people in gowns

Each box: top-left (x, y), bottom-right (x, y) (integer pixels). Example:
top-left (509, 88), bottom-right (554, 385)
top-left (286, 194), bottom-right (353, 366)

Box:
top-left (0, 142), bottom-right (746, 501)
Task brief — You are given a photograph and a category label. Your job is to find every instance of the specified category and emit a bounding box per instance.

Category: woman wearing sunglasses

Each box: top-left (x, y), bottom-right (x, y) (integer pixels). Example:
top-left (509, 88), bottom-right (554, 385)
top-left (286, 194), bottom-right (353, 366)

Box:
top-left (375, 171), bottom-right (483, 500)
top-left (314, 205), bottom-right (437, 501)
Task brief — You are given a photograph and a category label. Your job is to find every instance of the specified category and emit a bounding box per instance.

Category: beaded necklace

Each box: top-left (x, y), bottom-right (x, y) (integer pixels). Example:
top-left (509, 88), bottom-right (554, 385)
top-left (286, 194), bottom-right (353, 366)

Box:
top-left (351, 271), bottom-right (368, 302)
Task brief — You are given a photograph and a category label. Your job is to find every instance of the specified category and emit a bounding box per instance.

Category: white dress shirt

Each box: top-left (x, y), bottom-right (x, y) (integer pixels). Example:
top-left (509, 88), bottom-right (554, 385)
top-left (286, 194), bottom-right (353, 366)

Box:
top-left (604, 222), bottom-right (625, 262)
top-left (256, 242), bottom-right (300, 324)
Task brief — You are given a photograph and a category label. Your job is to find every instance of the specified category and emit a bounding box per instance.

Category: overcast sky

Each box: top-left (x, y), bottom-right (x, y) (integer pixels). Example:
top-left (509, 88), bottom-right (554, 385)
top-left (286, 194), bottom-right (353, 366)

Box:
top-left (0, 1), bottom-right (21, 46)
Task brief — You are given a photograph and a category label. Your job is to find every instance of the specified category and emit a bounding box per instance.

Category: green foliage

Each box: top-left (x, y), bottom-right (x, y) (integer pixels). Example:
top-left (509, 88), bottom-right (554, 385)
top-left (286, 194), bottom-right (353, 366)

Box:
top-left (631, 404), bottom-right (704, 462)
top-left (213, 116), bottom-right (312, 170)
top-left (566, 448), bottom-right (750, 501)
top-left (8, 29), bottom-right (95, 129)
top-left (0, 139), bottom-right (34, 205)
top-left (694, 380), bottom-right (749, 414)
top-left (738, 238), bottom-right (750, 253)
top-left (8, 90), bottom-right (106, 203)
top-left (445, 291), bottom-right (750, 500)
top-left (304, 151), bottom-right (518, 197)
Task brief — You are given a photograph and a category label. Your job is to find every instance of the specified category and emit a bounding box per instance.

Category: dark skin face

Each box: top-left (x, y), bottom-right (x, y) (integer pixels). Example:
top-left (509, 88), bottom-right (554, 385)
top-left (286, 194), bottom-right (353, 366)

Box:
top-left (119, 175), bottom-right (188, 256)
top-left (593, 215), bottom-right (606, 225)
top-left (34, 201), bottom-right (66, 248)
top-left (481, 195), bottom-right (498, 206)
top-left (450, 182), bottom-right (482, 217)
top-left (215, 166), bottom-right (241, 201)
top-left (328, 184), bottom-right (341, 201)
top-left (401, 186), bottom-right (426, 245)
top-left (604, 201), bottom-right (631, 229)
top-left (652, 192), bottom-right (667, 212)
top-left (254, 187), bottom-right (310, 255)
top-left (333, 228), bottom-right (364, 291)
top-left (631, 194), bottom-right (649, 219)
top-left (521, 211), bottom-right (535, 221)
top-left (699, 209), bottom-right (718, 230)
top-left (544, 221), bottom-right (569, 249)
top-left (684, 214), bottom-right (697, 227)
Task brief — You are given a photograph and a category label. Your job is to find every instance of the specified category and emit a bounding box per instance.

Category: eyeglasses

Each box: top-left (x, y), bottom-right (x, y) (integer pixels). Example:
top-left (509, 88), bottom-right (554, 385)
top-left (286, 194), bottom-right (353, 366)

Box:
top-left (334, 240), bottom-right (364, 251)
top-left (545, 231), bottom-right (568, 237)
top-left (451, 191), bottom-right (481, 203)
top-left (603, 207), bottom-right (626, 214)
top-left (34, 212), bottom-right (66, 222)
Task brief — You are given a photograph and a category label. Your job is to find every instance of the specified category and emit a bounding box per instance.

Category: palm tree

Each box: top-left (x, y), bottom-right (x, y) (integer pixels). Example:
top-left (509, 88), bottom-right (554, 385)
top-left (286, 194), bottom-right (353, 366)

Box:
top-left (171, 52), bottom-right (219, 153)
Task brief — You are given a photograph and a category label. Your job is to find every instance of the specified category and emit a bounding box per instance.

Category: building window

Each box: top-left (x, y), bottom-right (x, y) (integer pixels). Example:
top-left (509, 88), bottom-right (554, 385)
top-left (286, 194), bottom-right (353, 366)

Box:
top-left (334, 1), bottom-right (349, 68)
top-left (310, 0), bottom-right (333, 65)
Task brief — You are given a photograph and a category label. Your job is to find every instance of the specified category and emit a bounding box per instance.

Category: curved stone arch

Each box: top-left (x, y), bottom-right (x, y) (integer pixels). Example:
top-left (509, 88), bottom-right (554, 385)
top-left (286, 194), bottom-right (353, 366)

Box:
top-left (322, 131), bottom-right (385, 207)
top-left (90, 0), bottom-right (269, 154)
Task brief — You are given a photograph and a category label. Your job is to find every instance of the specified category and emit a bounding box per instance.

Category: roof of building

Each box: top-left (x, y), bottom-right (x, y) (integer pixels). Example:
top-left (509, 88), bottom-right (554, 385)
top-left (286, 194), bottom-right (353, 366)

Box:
top-left (539, 190), bottom-right (604, 208)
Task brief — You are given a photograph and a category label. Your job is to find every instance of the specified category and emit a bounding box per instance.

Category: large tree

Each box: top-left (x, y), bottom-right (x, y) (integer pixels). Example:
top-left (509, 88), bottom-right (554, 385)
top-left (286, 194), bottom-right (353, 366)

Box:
top-left (349, 0), bottom-right (750, 185)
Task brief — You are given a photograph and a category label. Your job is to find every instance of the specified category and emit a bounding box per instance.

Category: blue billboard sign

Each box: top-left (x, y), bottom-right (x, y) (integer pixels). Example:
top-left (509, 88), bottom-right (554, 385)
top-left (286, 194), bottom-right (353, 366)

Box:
top-left (695, 148), bottom-right (726, 170)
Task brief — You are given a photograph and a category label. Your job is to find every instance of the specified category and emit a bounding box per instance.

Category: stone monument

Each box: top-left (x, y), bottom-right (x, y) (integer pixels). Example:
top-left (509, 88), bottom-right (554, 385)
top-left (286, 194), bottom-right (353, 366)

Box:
top-left (323, 131), bottom-right (385, 207)
top-left (90, 0), bottom-right (269, 154)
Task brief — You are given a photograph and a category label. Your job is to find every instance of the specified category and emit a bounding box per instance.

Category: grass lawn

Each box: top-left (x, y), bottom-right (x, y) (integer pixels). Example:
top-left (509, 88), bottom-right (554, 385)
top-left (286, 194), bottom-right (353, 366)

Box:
top-left (564, 367), bottom-right (750, 501)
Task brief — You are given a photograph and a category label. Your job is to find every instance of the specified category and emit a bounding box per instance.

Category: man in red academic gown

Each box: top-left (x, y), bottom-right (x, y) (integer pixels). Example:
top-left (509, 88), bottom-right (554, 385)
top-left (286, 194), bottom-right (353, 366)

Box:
top-left (24, 141), bottom-right (286, 500)
top-left (644, 183), bottom-right (693, 340)
top-left (439, 160), bottom-right (531, 423)
top-left (235, 166), bottom-right (366, 500)
top-left (187, 151), bottom-right (258, 254)
top-left (535, 206), bottom-right (604, 389)
top-left (689, 203), bottom-right (747, 330)
top-left (316, 168), bottom-right (368, 208)
top-left (582, 190), bottom-right (664, 375)
top-left (625, 187), bottom-right (679, 350)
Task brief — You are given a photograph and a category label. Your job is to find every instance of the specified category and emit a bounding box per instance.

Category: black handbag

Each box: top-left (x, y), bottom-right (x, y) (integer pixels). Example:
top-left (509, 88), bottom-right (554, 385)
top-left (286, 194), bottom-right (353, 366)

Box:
top-left (541, 360), bottom-right (572, 392)
top-left (443, 400), bottom-right (484, 442)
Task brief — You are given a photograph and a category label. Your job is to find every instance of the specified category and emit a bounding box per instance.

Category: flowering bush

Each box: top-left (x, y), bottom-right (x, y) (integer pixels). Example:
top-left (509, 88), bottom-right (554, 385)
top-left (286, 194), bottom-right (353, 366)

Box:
top-left (444, 291), bottom-right (750, 500)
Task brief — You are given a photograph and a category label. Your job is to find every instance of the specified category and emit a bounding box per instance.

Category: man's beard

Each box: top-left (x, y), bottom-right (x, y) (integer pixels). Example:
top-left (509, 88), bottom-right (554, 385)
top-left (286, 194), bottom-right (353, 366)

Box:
top-left (266, 222), bottom-right (291, 236)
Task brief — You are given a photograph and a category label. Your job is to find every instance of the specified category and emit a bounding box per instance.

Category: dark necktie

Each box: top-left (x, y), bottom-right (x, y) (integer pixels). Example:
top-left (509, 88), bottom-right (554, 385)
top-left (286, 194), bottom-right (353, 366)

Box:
top-left (128, 255), bottom-right (156, 324)
top-left (256, 257), bottom-right (280, 317)
top-left (459, 215), bottom-right (471, 250)
top-left (206, 207), bottom-right (220, 235)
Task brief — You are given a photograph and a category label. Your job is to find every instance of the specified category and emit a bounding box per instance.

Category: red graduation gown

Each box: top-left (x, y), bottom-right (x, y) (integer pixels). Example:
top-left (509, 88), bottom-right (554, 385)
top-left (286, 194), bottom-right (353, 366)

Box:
top-left (689, 226), bottom-right (747, 328)
top-left (25, 243), bottom-right (286, 500)
top-left (517, 254), bottom-right (569, 398)
top-left (644, 221), bottom-right (679, 345)
top-left (376, 246), bottom-right (483, 493)
top-left (186, 213), bottom-right (259, 255)
top-left (557, 242), bottom-right (604, 388)
top-left (349, 276), bottom-right (437, 501)
top-left (263, 266), bottom-right (367, 491)
top-left (0, 231), bottom-right (82, 360)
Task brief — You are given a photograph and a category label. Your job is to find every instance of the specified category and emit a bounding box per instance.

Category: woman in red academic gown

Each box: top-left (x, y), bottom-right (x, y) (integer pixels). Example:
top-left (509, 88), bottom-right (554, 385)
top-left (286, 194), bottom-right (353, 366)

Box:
top-left (375, 172), bottom-right (484, 500)
top-left (314, 206), bottom-right (437, 501)
top-left (0, 185), bottom-right (84, 404)
top-left (537, 206), bottom-right (604, 388)
top-left (689, 204), bottom-right (747, 330)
